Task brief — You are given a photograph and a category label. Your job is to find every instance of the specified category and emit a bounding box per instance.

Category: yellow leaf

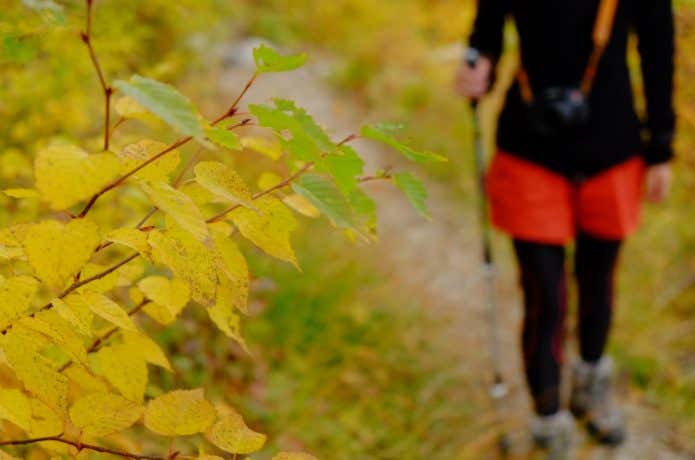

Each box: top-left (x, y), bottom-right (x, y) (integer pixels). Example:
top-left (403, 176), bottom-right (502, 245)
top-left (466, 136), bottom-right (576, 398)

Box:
top-left (27, 398), bottom-right (64, 437)
top-left (241, 136), bottom-right (283, 160)
top-left (23, 218), bottom-right (100, 292)
top-left (69, 392), bottom-right (143, 437)
top-left (95, 343), bottom-right (147, 403)
top-left (142, 302), bottom-right (177, 325)
top-left (207, 285), bottom-right (246, 350)
top-left (148, 227), bottom-right (217, 306)
top-left (114, 96), bottom-right (154, 121)
top-left (141, 181), bottom-right (210, 243)
top-left (212, 232), bottom-right (248, 314)
top-left (19, 310), bottom-right (88, 365)
top-left (118, 140), bottom-right (181, 182)
top-left (273, 453), bottom-right (318, 460)
top-left (205, 409), bottom-right (266, 454)
top-left (0, 275), bottom-right (39, 331)
top-left (194, 161), bottom-right (253, 208)
top-left (144, 389), bottom-right (216, 436)
top-left (197, 457), bottom-right (224, 460)
top-left (0, 450), bottom-right (21, 460)
top-left (53, 295), bottom-right (93, 336)
top-left (122, 331), bottom-right (172, 372)
top-left (230, 196), bottom-right (298, 266)
top-left (106, 228), bottom-right (150, 256)
top-left (79, 292), bottom-right (138, 331)
top-left (3, 188), bottom-right (40, 198)
top-left (283, 194), bottom-right (320, 218)
top-left (63, 364), bottom-right (110, 393)
top-left (0, 326), bottom-right (69, 412)
top-left (73, 262), bottom-right (121, 295)
top-left (0, 388), bottom-right (32, 430)
top-left (257, 171), bottom-right (283, 190)
top-left (34, 144), bottom-right (121, 210)
top-left (137, 276), bottom-right (189, 321)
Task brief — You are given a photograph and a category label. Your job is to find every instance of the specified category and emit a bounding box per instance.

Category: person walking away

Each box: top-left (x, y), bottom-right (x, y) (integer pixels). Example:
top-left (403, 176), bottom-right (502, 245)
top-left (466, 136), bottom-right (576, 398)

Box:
top-left (455, 0), bottom-right (675, 454)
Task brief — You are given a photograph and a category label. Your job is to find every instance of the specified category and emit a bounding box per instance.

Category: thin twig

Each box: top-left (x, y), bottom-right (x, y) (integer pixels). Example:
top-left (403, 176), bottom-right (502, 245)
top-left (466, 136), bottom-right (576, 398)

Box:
top-left (58, 299), bottom-right (151, 372)
top-left (0, 435), bottom-right (166, 459)
top-left (0, 253), bottom-right (139, 335)
top-left (229, 72), bottom-right (258, 113)
top-left (78, 137), bottom-right (191, 217)
top-left (76, 70), bottom-right (262, 218)
top-left (358, 174), bottom-right (393, 183)
top-left (207, 161), bottom-right (315, 223)
top-left (337, 133), bottom-right (359, 146)
top-left (80, 0), bottom-right (112, 151)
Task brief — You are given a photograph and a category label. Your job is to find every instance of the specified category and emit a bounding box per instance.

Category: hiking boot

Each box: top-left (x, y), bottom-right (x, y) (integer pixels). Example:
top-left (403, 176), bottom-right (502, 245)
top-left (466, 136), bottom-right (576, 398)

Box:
top-left (570, 357), bottom-right (626, 445)
top-left (531, 410), bottom-right (574, 459)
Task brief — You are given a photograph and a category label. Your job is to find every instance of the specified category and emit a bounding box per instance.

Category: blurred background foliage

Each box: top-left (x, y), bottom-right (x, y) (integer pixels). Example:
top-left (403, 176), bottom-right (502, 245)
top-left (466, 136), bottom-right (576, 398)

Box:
top-left (1, 0), bottom-right (694, 457)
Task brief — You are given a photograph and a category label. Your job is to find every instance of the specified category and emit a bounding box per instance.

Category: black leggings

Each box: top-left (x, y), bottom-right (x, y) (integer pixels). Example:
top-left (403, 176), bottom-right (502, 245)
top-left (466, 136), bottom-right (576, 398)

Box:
top-left (513, 233), bottom-right (622, 415)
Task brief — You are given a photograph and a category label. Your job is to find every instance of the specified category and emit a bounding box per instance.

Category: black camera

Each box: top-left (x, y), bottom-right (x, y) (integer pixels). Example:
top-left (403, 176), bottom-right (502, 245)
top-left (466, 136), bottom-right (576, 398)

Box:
top-left (527, 86), bottom-right (591, 137)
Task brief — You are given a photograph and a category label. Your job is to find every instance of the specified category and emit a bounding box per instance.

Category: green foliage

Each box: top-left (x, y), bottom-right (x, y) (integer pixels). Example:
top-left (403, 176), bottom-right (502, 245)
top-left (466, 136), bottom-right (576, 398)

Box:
top-left (292, 175), bottom-right (356, 230)
top-left (394, 172), bottom-right (430, 220)
top-left (115, 75), bottom-right (206, 139)
top-left (362, 123), bottom-right (448, 163)
top-left (253, 44), bottom-right (308, 73)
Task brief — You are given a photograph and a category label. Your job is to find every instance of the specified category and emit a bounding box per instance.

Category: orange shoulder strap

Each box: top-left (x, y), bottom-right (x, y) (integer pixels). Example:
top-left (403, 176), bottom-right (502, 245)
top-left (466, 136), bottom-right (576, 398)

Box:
top-left (518, 0), bottom-right (620, 102)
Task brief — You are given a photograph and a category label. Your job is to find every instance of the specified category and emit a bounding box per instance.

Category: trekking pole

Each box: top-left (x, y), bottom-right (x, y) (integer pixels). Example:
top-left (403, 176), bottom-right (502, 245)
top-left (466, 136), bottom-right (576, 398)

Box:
top-left (465, 49), bottom-right (511, 457)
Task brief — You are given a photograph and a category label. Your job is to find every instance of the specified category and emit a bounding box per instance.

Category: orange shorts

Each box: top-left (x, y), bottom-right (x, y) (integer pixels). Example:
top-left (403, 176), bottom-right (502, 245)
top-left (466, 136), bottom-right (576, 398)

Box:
top-left (486, 151), bottom-right (646, 244)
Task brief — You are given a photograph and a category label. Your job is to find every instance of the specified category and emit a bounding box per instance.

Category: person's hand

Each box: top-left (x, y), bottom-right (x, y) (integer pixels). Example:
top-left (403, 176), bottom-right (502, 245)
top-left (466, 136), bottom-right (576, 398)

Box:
top-left (454, 55), bottom-right (492, 99)
top-left (644, 163), bottom-right (673, 203)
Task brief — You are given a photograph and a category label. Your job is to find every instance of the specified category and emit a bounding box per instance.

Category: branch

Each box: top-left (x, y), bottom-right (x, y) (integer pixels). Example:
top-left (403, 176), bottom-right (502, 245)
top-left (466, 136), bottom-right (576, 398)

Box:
top-left (76, 69), bottom-right (261, 219)
top-left (337, 133), bottom-right (360, 146)
top-left (358, 174), bottom-right (392, 183)
top-left (77, 103), bottom-right (252, 219)
top-left (78, 137), bottom-right (191, 218)
top-left (0, 253), bottom-right (139, 335)
top-left (207, 161), bottom-right (315, 223)
top-left (80, 0), bottom-right (112, 151)
top-left (229, 72), bottom-right (258, 114)
top-left (58, 299), bottom-right (151, 372)
top-left (61, 253), bottom-right (140, 299)
top-left (0, 435), bottom-right (168, 460)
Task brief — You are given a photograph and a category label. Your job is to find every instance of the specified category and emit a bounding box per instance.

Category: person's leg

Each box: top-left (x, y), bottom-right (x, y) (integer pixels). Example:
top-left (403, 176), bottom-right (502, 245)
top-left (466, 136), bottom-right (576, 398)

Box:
top-left (571, 231), bottom-right (626, 445)
top-left (574, 232), bottom-right (622, 363)
top-left (513, 239), bottom-right (568, 416)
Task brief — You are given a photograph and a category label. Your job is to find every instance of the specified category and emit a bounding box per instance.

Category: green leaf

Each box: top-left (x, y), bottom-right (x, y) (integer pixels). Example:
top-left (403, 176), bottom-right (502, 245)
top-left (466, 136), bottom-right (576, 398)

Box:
top-left (394, 172), bottom-right (430, 219)
top-left (206, 126), bottom-right (242, 151)
top-left (292, 175), bottom-right (354, 229)
top-left (349, 187), bottom-right (377, 237)
top-left (249, 99), bottom-right (333, 162)
top-left (253, 44), bottom-right (307, 73)
top-left (114, 75), bottom-right (205, 138)
top-left (361, 124), bottom-right (447, 163)
top-left (321, 145), bottom-right (364, 194)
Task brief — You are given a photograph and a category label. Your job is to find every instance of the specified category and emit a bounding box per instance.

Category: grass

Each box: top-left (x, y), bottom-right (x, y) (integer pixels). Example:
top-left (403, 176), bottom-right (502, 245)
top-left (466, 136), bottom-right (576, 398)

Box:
top-left (168, 222), bottom-right (482, 459)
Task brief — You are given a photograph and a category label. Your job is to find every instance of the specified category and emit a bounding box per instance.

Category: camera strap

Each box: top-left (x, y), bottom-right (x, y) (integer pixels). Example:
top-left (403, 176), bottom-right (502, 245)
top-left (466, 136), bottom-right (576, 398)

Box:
top-left (517, 0), bottom-right (619, 104)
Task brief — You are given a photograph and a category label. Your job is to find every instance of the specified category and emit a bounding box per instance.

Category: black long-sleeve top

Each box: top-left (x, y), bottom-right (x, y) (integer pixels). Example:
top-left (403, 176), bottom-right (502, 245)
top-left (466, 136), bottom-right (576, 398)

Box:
top-left (469, 0), bottom-right (676, 177)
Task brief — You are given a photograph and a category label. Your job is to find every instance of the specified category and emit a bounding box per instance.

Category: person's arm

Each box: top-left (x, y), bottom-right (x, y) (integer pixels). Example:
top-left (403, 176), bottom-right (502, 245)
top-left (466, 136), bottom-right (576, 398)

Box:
top-left (455, 0), bottom-right (509, 98)
top-left (634, 0), bottom-right (676, 165)
top-left (468, 0), bottom-right (509, 62)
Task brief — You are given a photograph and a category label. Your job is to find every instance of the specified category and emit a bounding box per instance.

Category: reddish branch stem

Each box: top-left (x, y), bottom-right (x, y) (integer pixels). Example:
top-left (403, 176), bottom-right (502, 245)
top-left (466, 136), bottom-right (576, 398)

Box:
top-left (81, 0), bottom-right (112, 151)
top-left (207, 161), bottom-right (315, 223)
top-left (0, 435), bottom-right (167, 459)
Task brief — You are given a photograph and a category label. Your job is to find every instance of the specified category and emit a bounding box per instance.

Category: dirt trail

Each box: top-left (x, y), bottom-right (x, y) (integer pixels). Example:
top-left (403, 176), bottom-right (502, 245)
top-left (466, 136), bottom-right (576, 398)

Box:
top-left (216, 41), bottom-right (691, 460)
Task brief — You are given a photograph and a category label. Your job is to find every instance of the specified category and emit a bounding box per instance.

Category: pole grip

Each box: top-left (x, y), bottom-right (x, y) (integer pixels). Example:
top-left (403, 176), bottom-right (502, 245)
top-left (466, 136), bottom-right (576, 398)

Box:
top-left (464, 47), bottom-right (481, 108)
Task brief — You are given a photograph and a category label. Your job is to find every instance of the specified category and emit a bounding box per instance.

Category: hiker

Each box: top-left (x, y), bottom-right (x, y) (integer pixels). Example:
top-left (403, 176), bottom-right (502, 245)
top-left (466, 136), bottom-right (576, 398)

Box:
top-left (455, 0), bottom-right (675, 452)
